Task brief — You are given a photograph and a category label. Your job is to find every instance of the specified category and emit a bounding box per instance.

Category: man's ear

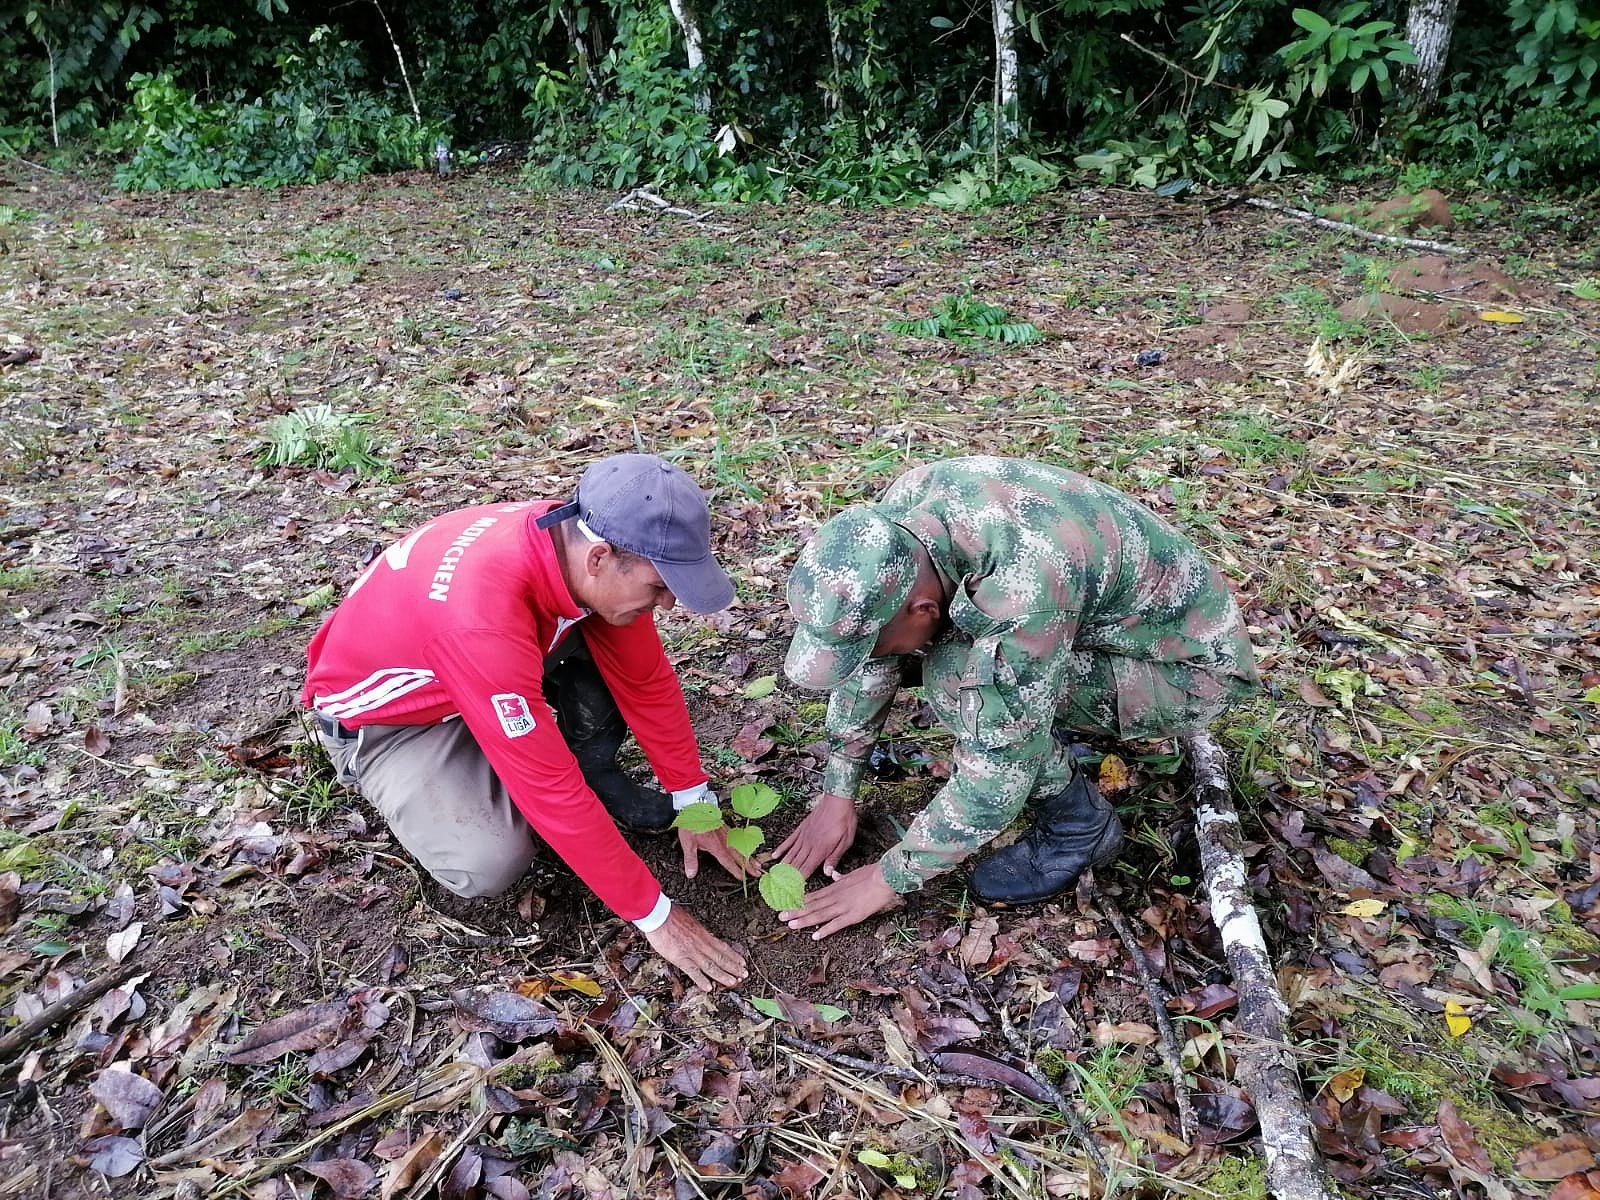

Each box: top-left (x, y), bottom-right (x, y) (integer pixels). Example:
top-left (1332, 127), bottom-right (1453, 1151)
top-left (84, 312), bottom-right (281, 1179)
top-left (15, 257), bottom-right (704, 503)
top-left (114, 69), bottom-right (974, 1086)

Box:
top-left (585, 541), bottom-right (611, 578)
top-left (908, 593), bottom-right (943, 619)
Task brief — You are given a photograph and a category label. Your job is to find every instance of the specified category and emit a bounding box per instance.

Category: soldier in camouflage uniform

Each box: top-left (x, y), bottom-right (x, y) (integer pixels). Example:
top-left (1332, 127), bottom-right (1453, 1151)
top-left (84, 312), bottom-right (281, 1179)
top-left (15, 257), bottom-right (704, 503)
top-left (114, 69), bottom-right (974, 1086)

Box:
top-left (774, 456), bottom-right (1258, 939)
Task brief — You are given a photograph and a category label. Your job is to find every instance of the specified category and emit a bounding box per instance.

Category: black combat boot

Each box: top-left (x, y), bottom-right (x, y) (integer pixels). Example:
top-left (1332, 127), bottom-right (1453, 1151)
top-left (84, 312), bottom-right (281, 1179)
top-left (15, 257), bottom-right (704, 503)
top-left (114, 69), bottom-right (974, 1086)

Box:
top-left (544, 638), bottom-right (674, 833)
top-left (968, 771), bottom-right (1124, 904)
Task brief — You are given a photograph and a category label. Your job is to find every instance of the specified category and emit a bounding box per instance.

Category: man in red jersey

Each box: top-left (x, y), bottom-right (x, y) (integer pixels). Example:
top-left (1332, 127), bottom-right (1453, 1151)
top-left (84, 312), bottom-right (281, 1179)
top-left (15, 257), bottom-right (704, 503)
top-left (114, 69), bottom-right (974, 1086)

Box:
top-left (303, 455), bottom-right (750, 989)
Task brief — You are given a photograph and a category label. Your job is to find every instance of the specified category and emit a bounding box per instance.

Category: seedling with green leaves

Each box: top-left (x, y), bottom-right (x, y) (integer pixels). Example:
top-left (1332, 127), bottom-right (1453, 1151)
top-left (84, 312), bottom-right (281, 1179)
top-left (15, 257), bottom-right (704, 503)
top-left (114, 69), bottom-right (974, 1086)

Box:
top-left (672, 782), bottom-right (806, 911)
top-left (889, 289), bottom-right (1043, 346)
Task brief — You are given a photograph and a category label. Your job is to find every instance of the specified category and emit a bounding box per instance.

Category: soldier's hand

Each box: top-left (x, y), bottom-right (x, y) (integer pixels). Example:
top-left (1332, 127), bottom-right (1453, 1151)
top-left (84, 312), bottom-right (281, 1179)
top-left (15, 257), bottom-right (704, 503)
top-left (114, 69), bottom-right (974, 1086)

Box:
top-left (643, 906), bottom-right (748, 990)
top-left (770, 793), bottom-right (857, 879)
top-left (779, 861), bottom-right (901, 940)
top-left (680, 825), bottom-right (764, 881)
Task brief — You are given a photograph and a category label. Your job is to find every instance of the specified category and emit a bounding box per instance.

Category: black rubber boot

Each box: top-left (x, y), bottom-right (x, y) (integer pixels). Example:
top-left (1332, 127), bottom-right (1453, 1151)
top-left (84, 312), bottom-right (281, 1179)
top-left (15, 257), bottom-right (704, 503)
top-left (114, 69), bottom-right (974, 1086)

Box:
top-left (544, 636), bottom-right (673, 832)
top-left (968, 771), bottom-right (1124, 904)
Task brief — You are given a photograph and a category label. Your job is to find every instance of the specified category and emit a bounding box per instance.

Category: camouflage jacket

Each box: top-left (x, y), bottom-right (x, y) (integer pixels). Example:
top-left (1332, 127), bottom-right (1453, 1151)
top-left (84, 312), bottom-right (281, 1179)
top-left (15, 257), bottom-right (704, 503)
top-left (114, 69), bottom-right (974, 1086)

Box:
top-left (818, 457), bottom-right (1260, 892)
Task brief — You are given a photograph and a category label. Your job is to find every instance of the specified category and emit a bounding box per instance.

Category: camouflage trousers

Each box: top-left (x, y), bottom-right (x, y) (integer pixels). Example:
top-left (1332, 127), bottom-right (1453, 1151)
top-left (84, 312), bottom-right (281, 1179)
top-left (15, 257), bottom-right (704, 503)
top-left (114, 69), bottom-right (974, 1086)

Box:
top-left (878, 643), bottom-right (1242, 892)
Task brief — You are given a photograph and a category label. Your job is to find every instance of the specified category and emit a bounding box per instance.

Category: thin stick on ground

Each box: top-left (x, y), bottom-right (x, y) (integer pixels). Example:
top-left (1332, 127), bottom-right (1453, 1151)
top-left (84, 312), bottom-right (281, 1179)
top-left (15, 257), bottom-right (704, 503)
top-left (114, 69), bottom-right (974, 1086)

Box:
top-left (1183, 732), bottom-right (1339, 1200)
top-left (994, 999), bottom-right (1112, 1181)
top-left (0, 962), bottom-right (139, 1061)
top-left (1096, 887), bottom-right (1198, 1144)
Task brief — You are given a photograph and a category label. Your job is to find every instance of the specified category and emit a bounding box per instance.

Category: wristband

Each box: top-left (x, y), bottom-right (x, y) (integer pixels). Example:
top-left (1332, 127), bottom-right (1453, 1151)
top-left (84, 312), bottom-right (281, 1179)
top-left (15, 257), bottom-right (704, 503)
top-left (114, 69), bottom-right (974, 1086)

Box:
top-left (671, 782), bottom-right (717, 811)
top-left (633, 893), bottom-right (672, 933)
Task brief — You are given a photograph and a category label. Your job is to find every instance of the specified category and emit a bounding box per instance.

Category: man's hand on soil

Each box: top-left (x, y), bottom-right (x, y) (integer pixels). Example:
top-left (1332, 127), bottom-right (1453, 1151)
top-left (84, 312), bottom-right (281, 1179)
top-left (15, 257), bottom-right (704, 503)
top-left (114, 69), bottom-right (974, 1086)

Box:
top-left (779, 861), bottom-right (901, 940)
top-left (643, 906), bottom-right (748, 989)
top-left (769, 792), bottom-right (857, 879)
top-left (680, 826), bottom-right (764, 881)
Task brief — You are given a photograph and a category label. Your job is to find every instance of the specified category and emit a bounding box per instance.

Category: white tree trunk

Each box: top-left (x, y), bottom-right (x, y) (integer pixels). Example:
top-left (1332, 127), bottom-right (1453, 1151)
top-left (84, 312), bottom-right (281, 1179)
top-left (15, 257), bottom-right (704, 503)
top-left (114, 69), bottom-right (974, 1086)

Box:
top-left (665, 0), bottom-right (711, 114)
top-left (992, 0), bottom-right (1019, 144)
top-left (1402, 0), bottom-right (1460, 107)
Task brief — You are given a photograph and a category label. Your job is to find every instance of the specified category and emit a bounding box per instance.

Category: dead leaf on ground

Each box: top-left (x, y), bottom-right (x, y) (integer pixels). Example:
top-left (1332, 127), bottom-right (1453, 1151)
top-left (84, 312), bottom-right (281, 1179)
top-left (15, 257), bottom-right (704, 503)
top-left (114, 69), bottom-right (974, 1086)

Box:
top-left (90, 1066), bottom-right (164, 1130)
top-left (225, 1000), bottom-right (346, 1064)
top-left (86, 1136), bottom-right (144, 1178)
top-left (730, 718), bottom-right (776, 761)
top-left (105, 922), bottom-right (143, 963)
top-left (382, 1130), bottom-right (445, 1200)
top-left (302, 1158), bottom-right (378, 1199)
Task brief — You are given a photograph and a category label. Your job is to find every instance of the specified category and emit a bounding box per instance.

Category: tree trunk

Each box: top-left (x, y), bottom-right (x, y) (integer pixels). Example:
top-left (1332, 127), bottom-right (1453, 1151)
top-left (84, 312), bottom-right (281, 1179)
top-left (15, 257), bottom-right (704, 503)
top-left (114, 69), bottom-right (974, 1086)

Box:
top-left (992, 0), bottom-right (1019, 144)
top-left (664, 0), bottom-right (711, 114)
top-left (1402, 0), bottom-right (1460, 108)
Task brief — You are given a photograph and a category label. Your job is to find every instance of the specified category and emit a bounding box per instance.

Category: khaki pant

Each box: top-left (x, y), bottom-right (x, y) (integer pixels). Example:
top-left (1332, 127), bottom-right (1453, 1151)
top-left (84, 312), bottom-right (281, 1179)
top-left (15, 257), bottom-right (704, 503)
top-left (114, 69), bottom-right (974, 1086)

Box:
top-left (321, 719), bottom-right (537, 898)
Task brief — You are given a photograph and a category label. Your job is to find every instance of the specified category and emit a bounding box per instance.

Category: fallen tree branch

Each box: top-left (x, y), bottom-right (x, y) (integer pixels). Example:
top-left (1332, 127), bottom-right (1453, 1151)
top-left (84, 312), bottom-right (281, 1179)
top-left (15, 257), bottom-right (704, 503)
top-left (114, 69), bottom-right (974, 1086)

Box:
top-left (0, 962), bottom-right (139, 1061)
top-left (1230, 194), bottom-right (1469, 257)
top-left (1183, 732), bottom-right (1339, 1200)
top-left (1097, 888), bottom-right (1197, 1144)
top-left (610, 188), bottom-right (736, 233)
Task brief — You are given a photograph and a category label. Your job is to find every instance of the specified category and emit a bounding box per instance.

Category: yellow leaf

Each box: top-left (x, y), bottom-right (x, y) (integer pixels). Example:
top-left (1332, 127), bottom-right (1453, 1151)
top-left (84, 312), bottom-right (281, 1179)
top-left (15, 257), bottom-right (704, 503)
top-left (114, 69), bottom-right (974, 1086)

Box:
top-left (1478, 311), bottom-right (1525, 323)
top-left (1341, 899), bottom-right (1386, 918)
top-left (550, 970), bottom-right (604, 997)
top-left (1097, 753), bottom-right (1131, 793)
top-left (1444, 999), bottom-right (1471, 1037)
top-left (1326, 1066), bottom-right (1365, 1103)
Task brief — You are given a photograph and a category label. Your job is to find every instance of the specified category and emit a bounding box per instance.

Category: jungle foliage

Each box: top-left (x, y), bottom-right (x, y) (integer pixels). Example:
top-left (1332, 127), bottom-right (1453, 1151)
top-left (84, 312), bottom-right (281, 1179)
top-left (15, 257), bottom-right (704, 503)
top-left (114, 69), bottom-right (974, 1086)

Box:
top-left (1, 0), bottom-right (1596, 197)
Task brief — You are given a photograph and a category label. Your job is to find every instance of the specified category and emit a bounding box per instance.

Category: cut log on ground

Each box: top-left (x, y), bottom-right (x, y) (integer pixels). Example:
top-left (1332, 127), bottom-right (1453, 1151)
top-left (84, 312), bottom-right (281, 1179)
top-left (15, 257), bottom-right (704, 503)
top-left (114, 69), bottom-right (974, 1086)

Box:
top-left (1184, 731), bottom-right (1340, 1200)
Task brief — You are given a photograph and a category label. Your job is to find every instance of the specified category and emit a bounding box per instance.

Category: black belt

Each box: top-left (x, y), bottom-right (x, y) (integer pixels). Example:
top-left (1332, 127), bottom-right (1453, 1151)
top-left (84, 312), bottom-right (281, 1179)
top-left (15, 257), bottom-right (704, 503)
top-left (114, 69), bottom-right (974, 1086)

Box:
top-left (313, 712), bottom-right (357, 742)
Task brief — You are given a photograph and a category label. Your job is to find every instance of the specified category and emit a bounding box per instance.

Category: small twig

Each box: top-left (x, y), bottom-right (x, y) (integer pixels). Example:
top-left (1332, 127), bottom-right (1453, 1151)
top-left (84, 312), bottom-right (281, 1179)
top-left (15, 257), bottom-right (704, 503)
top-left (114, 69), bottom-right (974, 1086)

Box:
top-left (581, 1026), bottom-right (653, 1195)
top-left (410, 1108), bottom-right (492, 1197)
top-left (0, 962), bottom-right (139, 1061)
top-left (1119, 32), bottom-right (1246, 92)
top-left (331, 0), bottom-right (422, 125)
top-left (1096, 888), bottom-right (1197, 1144)
top-left (727, 993), bottom-right (950, 1086)
top-left (992, 1001), bottom-right (1112, 1180)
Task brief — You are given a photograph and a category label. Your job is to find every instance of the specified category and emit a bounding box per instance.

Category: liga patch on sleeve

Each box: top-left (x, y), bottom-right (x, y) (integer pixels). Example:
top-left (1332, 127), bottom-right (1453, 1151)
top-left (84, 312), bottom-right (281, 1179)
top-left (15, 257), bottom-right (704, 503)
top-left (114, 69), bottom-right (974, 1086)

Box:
top-left (490, 692), bottom-right (537, 738)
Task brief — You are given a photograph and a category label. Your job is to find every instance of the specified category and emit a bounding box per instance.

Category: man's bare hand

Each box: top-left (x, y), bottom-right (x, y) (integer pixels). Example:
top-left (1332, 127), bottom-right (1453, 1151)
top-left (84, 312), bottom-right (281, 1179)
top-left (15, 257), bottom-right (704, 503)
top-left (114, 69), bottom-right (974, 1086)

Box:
top-left (680, 826), bottom-right (764, 881)
top-left (769, 793), bottom-right (857, 879)
top-left (643, 907), bottom-right (748, 989)
top-left (779, 861), bottom-right (901, 940)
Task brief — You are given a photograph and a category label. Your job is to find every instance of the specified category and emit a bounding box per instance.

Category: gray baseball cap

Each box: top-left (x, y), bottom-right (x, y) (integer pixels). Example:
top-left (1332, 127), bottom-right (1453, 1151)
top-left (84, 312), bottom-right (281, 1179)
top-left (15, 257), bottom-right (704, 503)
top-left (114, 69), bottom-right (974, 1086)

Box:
top-left (538, 454), bottom-right (735, 612)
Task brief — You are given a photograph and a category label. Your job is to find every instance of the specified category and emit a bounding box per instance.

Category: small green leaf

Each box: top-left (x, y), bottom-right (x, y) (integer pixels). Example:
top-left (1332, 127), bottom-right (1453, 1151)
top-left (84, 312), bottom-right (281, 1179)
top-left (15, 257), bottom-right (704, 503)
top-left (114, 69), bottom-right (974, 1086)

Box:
top-left (894, 1173), bottom-right (917, 1189)
top-left (741, 674), bottom-right (777, 700)
top-left (1583, 685), bottom-right (1600, 705)
top-left (749, 996), bottom-right (785, 1020)
top-left (815, 1003), bottom-right (849, 1023)
top-left (856, 1149), bottom-right (893, 1168)
top-left (32, 939), bottom-right (70, 957)
top-left (726, 826), bottom-right (765, 858)
top-left (1557, 983), bottom-right (1600, 1001)
top-left (929, 15), bottom-right (954, 28)
top-left (759, 863), bottom-right (806, 911)
top-left (671, 802), bottom-right (725, 834)
top-left (730, 782), bottom-right (781, 820)
top-left (1291, 8), bottom-right (1331, 33)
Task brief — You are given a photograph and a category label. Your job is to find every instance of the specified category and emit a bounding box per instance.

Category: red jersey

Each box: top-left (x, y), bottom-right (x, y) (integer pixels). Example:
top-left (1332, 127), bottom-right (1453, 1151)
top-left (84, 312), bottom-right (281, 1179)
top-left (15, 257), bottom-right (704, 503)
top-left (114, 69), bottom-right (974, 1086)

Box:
top-left (302, 500), bottom-right (706, 921)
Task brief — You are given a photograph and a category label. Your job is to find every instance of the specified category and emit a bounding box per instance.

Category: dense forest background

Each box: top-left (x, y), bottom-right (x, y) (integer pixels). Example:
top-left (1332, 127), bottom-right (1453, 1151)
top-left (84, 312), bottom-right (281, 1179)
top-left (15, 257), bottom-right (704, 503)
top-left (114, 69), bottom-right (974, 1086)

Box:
top-left (1, 0), bottom-right (1596, 198)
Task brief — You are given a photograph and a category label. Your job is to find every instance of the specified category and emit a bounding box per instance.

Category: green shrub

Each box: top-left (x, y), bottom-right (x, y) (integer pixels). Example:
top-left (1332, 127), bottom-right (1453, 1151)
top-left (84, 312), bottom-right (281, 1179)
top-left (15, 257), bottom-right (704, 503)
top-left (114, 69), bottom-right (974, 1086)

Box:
top-left (111, 27), bottom-right (429, 190)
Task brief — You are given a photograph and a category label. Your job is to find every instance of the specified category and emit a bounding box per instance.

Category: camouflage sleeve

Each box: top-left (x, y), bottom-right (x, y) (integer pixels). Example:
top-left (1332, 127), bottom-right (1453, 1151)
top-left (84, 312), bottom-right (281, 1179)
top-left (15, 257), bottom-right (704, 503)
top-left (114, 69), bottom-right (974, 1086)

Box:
top-left (820, 655), bottom-right (903, 799)
top-left (877, 604), bottom-right (1081, 893)
top-left (879, 730), bottom-right (1052, 892)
